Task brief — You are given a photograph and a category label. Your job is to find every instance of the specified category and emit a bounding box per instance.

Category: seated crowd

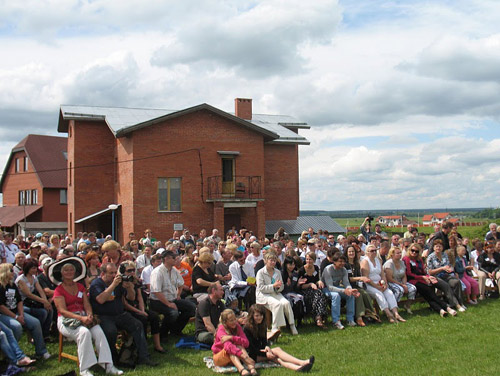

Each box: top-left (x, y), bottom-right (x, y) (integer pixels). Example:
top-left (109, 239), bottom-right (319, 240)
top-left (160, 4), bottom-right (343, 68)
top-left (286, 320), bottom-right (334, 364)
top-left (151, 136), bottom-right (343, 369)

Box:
top-left (0, 220), bottom-right (499, 375)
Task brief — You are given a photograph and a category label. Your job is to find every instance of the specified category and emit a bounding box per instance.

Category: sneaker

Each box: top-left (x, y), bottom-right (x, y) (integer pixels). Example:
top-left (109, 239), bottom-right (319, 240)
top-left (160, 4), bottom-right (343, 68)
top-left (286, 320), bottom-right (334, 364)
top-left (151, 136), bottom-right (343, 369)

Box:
top-left (106, 365), bottom-right (124, 375)
top-left (347, 321), bottom-right (357, 327)
top-left (290, 325), bottom-right (298, 336)
top-left (42, 352), bottom-right (51, 360)
top-left (458, 306), bottom-right (466, 312)
top-left (81, 370), bottom-right (94, 376)
top-left (17, 357), bottom-right (36, 366)
top-left (334, 321), bottom-right (344, 330)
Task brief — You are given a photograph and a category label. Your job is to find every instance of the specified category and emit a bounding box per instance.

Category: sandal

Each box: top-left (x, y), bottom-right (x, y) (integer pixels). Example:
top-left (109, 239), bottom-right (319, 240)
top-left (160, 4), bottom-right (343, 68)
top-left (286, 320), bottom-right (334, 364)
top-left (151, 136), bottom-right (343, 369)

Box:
top-left (240, 369), bottom-right (250, 376)
top-left (250, 369), bottom-right (259, 376)
top-left (356, 317), bottom-right (366, 327)
top-left (316, 318), bottom-right (324, 328)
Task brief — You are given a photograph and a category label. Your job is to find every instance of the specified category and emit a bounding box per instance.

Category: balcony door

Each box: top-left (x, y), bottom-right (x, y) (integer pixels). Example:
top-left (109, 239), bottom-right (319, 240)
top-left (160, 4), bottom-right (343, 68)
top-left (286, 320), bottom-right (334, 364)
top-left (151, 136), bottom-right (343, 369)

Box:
top-left (221, 157), bottom-right (235, 196)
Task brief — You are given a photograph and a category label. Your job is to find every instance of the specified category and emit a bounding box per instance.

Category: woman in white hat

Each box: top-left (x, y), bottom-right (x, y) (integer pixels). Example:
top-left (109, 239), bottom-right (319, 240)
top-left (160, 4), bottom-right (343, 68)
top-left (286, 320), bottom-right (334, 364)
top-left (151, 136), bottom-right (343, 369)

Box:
top-left (51, 257), bottom-right (123, 376)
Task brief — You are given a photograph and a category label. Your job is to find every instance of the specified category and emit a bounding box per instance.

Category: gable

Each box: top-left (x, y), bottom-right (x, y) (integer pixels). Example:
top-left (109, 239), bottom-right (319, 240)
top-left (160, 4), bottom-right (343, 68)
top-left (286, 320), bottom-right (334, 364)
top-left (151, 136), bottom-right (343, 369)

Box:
top-left (0, 134), bottom-right (67, 192)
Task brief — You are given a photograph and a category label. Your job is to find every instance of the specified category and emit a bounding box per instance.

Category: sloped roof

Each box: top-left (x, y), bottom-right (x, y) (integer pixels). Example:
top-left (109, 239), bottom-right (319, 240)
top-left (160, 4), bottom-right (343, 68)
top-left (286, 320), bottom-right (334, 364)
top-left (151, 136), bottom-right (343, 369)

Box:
top-left (58, 104), bottom-right (309, 145)
top-left (422, 215), bottom-right (433, 221)
top-left (0, 134), bottom-right (67, 191)
top-left (0, 205), bottom-right (42, 227)
top-left (266, 216), bottom-right (346, 235)
top-left (434, 212), bottom-right (451, 219)
top-left (379, 215), bottom-right (401, 220)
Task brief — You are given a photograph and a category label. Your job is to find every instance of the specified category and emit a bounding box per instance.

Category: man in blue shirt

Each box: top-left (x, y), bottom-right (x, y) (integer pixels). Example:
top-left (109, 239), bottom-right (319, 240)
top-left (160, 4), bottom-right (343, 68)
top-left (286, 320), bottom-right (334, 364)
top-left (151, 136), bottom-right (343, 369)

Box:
top-left (90, 262), bottom-right (157, 366)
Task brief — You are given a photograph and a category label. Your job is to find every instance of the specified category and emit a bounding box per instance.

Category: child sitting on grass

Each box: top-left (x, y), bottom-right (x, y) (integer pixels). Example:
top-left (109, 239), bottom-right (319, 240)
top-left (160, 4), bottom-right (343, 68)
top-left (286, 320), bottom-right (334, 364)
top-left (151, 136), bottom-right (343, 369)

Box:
top-left (212, 309), bottom-right (257, 376)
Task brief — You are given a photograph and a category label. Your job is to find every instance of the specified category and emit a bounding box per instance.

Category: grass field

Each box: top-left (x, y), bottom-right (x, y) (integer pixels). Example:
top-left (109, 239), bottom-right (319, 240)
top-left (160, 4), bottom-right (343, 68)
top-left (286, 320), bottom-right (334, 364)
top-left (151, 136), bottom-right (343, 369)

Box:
top-left (22, 298), bottom-right (500, 376)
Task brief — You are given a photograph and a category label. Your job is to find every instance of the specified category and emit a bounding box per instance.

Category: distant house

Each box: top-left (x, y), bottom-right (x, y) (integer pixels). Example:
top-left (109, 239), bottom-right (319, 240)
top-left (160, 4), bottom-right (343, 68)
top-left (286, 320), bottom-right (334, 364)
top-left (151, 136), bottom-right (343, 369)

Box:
top-left (422, 214), bottom-right (433, 225)
top-left (434, 212), bottom-right (452, 224)
top-left (421, 212), bottom-right (460, 226)
top-left (377, 215), bottom-right (406, 227)
top-left (58, 98), bottom-right (309, 243)
top-left (0, 135), bottom-right (68, 235)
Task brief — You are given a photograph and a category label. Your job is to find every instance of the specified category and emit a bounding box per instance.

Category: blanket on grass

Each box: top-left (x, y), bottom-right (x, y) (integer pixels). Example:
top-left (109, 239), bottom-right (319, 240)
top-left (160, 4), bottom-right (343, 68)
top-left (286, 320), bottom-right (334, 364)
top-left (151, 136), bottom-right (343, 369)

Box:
top-left (203, 357), bottom-right (281, 373)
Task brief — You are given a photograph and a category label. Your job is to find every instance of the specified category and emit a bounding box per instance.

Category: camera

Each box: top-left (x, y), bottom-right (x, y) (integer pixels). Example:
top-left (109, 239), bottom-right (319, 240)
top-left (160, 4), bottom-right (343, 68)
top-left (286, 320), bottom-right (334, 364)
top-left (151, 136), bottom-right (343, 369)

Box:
top-left (119, 262), bottom-right (135, 283)
top-left (121, 274), bottom-right (135, 283)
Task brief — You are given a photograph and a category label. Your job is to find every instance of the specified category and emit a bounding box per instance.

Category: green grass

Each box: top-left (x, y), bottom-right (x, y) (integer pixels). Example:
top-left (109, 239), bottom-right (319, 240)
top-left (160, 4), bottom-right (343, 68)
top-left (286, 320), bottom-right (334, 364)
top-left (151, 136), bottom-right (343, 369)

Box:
top-left (21, 298), bottom-right (500, 376)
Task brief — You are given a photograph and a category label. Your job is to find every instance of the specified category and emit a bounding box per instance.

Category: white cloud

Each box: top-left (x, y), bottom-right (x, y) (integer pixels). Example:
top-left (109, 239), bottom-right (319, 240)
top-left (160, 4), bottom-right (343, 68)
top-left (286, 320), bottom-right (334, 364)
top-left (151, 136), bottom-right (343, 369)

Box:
top-left (0, 0), bottom-right (500, 210)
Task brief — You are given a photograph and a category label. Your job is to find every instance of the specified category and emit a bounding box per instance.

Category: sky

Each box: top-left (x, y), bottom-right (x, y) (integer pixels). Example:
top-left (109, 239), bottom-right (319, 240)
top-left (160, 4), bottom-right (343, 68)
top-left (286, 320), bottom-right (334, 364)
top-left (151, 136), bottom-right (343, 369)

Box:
top-left (1, 0), bottom-right (499, 211)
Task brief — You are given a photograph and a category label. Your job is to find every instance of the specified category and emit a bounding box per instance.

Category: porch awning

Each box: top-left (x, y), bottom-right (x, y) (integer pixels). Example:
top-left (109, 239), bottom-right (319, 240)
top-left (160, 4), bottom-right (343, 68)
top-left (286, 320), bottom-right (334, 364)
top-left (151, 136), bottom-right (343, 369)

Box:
top-left (0, 205), bottom-right (42, 227)
top-left (75, 204), bottom-right (121, 224)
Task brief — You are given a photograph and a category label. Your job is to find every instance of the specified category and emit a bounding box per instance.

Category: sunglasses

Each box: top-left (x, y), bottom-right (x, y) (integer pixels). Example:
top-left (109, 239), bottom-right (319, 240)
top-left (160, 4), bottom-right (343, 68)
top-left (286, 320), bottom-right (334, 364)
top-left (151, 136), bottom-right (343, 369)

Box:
top-left (125, 269), bottom-right (135, 273)
top-left (410, 249), bottom-right (419, 253)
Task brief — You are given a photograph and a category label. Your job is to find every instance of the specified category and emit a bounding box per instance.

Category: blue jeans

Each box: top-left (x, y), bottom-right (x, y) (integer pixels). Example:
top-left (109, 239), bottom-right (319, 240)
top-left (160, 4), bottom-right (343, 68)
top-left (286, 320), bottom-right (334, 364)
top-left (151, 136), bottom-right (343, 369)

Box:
top-left (323, 288), bottom-right (355, 323)
top-left (24, 306), bottom-right (53, 338)
top-left (0, 320), bottom-right (26, 363)
top-left (0, 313), bottom-right (48, 356)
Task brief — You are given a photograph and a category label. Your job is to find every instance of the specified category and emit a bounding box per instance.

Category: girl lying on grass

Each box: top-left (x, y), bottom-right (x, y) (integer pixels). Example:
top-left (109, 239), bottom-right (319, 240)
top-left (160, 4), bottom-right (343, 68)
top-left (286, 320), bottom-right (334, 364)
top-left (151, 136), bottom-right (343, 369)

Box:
top-left (244, 304), bottom-right (314, 372)
top-left (212, 309), bottom-right (257, 376)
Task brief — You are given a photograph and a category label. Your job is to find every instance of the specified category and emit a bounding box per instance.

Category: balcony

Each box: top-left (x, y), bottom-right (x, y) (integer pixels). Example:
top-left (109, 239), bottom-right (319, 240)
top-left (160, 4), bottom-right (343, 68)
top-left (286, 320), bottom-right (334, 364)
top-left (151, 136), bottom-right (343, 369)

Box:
top-left (207, 176), bottom-right (262, 201)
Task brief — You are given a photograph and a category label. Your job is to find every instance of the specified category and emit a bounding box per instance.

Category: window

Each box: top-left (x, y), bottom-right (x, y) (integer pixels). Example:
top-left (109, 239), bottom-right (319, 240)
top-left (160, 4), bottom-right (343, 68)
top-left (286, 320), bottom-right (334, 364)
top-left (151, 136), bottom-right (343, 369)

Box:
top-left (158, 177), bottom-right (182, 211)
top-left (60, 189), bottom-right (67, 204)
top-left (15, 158), bottom-right (19, 173)
top-left (19, 190), bottom-right (25, 205)
top-left (25, 190), bottom-right (31, 205)
top-left (32, 189), bottom-right (38, 205)
top-left (24, 157), bottom-right (28, 171)
top-left (69, 162), bottom-right (72, 186)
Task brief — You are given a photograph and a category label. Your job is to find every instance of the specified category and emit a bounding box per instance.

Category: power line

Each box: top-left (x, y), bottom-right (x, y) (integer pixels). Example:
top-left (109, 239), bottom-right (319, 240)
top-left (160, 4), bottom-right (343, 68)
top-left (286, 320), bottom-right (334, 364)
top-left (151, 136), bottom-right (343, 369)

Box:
top-left (0, 148), bottom-right (204, 178)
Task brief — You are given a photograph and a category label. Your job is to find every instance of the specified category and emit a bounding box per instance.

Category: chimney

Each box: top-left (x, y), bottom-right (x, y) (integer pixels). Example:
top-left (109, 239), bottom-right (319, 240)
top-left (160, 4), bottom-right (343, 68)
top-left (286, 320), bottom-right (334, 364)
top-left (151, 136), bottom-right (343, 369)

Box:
top-left (234, 98), bottom-right (252, 120)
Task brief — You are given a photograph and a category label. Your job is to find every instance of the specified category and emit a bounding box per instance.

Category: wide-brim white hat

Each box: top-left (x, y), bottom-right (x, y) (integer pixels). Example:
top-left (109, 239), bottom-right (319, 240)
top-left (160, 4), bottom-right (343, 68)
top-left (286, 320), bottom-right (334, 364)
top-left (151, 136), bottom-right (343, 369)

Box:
top-left (48, 256), bottom-right (87, 285)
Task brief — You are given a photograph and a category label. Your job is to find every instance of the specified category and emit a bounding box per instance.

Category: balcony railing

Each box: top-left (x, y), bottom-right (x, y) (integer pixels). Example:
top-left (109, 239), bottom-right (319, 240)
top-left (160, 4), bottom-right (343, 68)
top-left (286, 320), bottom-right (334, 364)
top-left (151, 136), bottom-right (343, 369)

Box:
top-left (207, 176), bottom-right (262, 200)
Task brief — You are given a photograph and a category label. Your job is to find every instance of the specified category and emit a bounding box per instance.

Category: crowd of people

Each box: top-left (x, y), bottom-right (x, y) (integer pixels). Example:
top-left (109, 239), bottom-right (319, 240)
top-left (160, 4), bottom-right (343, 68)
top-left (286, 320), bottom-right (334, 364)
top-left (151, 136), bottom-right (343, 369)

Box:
top-left (0, 220), bottom-right (499, 375)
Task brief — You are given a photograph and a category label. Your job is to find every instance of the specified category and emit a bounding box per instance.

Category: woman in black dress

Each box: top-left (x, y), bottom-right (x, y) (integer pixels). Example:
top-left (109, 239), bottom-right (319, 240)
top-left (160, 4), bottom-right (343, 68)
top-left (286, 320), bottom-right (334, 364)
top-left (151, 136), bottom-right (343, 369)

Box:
top-left (243, 304), bottom-right (313, 372)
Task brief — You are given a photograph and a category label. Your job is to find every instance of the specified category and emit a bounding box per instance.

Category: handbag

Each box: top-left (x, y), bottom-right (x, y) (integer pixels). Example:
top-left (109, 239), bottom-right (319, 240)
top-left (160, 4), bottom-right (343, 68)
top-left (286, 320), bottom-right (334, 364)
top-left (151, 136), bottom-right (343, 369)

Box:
top-left (23, 290), bottom-right (44, 309)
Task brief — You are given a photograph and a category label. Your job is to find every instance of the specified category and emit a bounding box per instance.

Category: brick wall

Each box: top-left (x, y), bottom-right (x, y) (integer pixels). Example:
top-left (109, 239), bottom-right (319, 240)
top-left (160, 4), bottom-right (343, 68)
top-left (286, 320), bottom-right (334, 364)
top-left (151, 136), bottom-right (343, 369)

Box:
top-left (2, 151), bottom-right (41, 205)
top-left (128, 109), bottom-right (266, 242)
top-left (41, 188), bottom-right (67, 222)
top-left (68, 120), bottom-right (115, 235)
top-left (263, 144), bottom-right (299, 220)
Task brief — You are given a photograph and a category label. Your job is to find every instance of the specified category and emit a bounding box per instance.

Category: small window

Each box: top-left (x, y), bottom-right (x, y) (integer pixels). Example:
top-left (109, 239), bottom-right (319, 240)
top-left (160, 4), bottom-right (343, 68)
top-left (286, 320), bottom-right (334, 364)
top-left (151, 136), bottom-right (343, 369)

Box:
top-left (24, 157), bottom-right (28, 171)
top-left (19, 190), bottom-right (25, 205)
top-left (158, 177), bottom-right (182, 211)
top-left (15, 158), bottom-right (19, 173)
top-left (25, 190), bottom-right (31, 205)
top-left (60, 189), bottom-right (67, 204)
top-left (32, 189), bottom-right (38, 205)
top-left (62, 151), bottom-right (68, 160)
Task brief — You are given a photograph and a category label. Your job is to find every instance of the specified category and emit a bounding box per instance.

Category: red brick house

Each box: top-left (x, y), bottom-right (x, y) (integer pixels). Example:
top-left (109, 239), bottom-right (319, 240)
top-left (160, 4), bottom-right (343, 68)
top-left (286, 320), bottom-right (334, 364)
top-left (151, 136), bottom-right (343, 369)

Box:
top-left (58, 98), bottom-right (309, 243)
top-left (0, 135), bottom-right (68, 235)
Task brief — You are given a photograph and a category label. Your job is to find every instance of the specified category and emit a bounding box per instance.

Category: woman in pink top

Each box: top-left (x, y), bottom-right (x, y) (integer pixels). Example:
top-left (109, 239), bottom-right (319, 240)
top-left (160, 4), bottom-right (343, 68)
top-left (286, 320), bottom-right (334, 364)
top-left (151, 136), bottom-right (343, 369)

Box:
top-left (51, 257), bottom-right (123, 376)
top-left (212, 309), bottom-right (257, 376)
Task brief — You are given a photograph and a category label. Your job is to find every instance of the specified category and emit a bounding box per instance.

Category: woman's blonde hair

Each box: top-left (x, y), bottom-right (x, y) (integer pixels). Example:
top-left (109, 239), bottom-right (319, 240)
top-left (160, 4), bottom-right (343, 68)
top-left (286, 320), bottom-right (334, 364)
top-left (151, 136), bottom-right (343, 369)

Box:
top-left (0, 263), bottom-right (13, 288)
top-left (219, 309), bottom-right (237, 335)
top-left (387, 246), bottom-right (401, 259)
top-left (197, 252), bottom-right (214, 264)
top-left (263, 251), bottom-right (277, 261)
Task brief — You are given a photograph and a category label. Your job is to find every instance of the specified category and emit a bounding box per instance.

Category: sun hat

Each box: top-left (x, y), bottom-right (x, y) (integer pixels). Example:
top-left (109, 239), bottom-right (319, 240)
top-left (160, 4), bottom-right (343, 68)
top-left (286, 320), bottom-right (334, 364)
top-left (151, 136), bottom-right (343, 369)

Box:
top-left (48, 256), bottom-right (87, 285)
